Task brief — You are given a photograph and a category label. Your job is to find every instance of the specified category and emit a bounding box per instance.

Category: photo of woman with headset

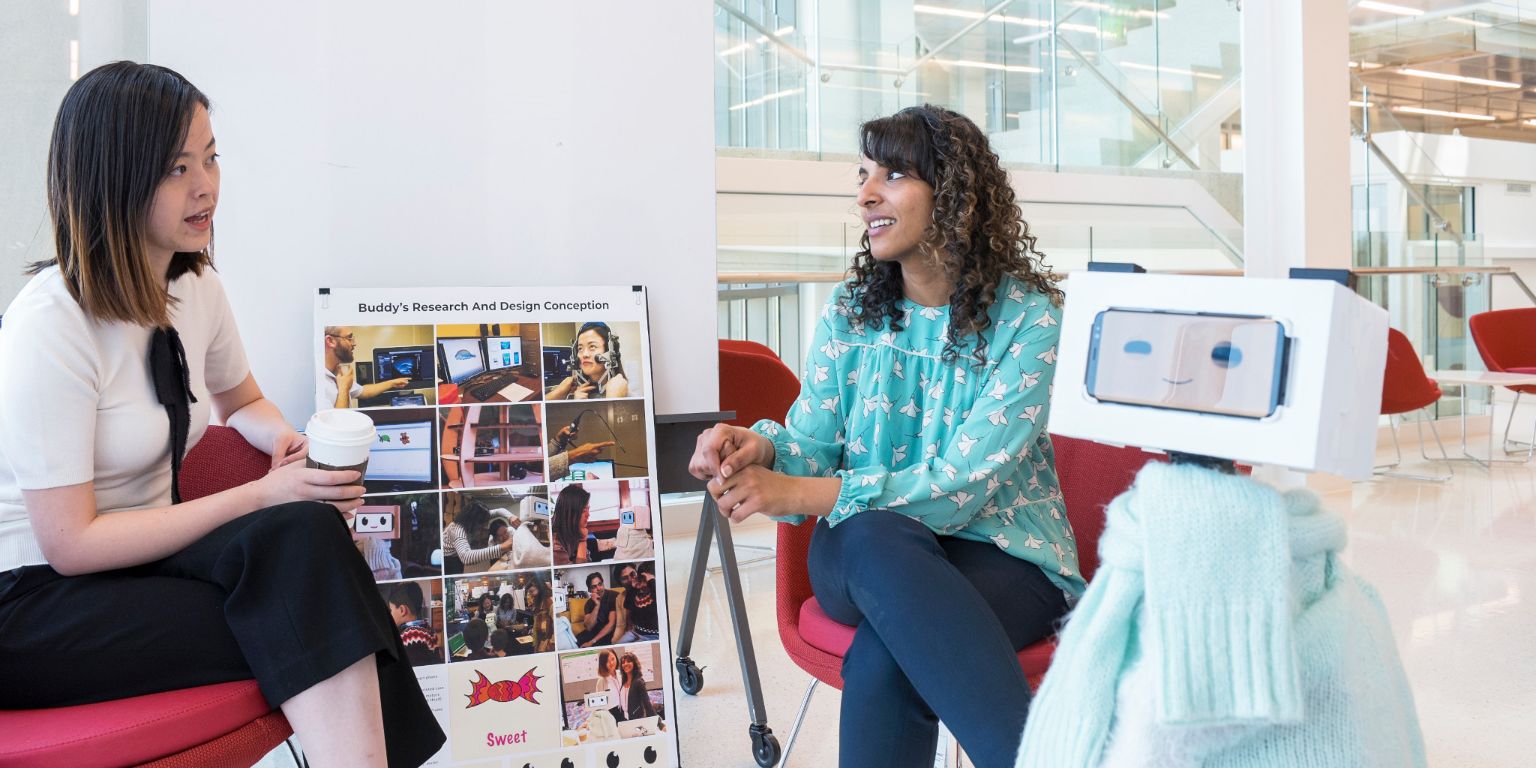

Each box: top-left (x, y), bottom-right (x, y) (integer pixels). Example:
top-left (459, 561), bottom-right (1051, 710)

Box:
top-left (545, 321), bottom-right (632, 400)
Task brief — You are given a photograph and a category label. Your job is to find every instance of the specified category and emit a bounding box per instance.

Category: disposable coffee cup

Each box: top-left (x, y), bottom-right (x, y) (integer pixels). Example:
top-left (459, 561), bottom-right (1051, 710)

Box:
top-left (305, 409), bottom-right (376, 476)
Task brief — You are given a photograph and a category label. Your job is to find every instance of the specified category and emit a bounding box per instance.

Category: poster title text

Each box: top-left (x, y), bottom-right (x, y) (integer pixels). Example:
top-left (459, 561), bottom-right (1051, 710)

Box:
top-left (357, 300), bottom-right (611, 315)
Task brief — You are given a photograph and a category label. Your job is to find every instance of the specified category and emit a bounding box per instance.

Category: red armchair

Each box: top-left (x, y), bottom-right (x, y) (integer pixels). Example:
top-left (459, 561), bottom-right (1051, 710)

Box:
top-left (772, 434), bottom-right (1157, 765)
top-left (1469, 308), bottom-right (1536, 458)
top-left (1377, 328), bottom-right (1451, 480)
top-left (0, 426), bottom-right (293, 768)
top-left (719, 342), bottom-right (800, 430)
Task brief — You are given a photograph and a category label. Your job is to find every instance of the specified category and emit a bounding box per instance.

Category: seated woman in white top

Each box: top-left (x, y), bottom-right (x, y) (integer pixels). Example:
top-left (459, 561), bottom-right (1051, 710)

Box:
top-left (0, 62), bottom-right (442, 767)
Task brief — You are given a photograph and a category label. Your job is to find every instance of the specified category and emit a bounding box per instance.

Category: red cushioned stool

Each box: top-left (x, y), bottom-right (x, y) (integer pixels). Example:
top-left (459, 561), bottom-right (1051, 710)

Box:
top-left (0, 426), bottom-right (293, 768)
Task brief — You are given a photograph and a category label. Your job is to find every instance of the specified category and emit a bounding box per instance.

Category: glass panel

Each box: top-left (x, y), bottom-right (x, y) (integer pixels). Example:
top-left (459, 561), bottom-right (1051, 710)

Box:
top-left (714, 0), bottom-right (1243, 178)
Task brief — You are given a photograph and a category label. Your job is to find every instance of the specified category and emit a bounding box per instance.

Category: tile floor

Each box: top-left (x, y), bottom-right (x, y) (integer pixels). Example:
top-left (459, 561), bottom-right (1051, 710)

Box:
top-left (662, 428), bottom-right (1536, 768)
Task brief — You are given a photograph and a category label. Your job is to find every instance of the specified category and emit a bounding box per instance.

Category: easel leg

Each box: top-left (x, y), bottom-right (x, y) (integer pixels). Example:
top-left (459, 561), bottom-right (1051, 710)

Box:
top-left (711, 500), bottom-right (782, 766)
top-left (672, 496), bottom-right (716, 694)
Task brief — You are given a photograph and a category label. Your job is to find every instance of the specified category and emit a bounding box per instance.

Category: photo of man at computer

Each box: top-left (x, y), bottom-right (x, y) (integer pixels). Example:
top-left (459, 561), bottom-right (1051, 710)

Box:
top-left (558, 642), bottom-right (666, 745)
top-left (445, 572), bottom-right (554, 661)
top-left (351, 491), bottom-right (443, 581)
top-left (317, 324), bottom-right (439, 411)
top-left (434, 322), bottom-right (542, 405)
top-left (542, 321), bottom-right (645, 401)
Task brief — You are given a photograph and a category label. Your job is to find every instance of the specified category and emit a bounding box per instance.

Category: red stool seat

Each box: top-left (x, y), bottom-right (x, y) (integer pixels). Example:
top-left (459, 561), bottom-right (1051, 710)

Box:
top-left (798, 596), bottom-right (1059, 688)
top-left (0, 680), bottom-right (285, 768)
top-left (0, 427), bottom-right (291, 768)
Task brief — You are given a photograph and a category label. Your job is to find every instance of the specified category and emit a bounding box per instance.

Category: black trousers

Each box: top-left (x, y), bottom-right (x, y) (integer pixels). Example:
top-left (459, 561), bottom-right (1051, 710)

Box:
top-left (0, 502), bottom-right (445, 768)
top-left (809, 510), bottom-right (1069, 768)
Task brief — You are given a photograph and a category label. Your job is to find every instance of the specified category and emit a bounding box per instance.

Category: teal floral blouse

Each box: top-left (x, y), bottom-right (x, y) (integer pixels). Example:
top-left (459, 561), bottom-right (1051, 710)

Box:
top-left (752, 276), bottom-right (1084, 596)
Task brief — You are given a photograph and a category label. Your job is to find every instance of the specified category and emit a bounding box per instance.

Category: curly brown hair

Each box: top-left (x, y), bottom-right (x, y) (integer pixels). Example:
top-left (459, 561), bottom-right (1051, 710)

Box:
top-left (846, 104), bottom-right (1061, 363)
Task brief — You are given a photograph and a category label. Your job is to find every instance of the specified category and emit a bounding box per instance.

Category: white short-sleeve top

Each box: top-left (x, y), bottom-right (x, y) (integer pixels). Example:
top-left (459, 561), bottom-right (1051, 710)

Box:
top-left (0, 265), bottom-right (250, 571)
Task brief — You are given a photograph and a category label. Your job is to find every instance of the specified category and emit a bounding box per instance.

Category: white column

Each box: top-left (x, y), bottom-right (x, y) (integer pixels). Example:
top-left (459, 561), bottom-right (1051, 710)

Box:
top-left (1239, 0), bottom-right (1352, 278)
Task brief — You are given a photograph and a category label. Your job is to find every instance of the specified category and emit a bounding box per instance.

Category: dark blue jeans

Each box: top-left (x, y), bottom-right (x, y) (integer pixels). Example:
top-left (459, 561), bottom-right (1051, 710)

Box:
top-left (808, 509), bottom-right (1069, 768)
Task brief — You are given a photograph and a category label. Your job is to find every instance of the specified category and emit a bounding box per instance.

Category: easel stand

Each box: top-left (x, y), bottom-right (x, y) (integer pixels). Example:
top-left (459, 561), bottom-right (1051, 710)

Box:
top-left (673, 494), bottom-right (781, 766)
top-left (653, 413), bottom-right (781, 767)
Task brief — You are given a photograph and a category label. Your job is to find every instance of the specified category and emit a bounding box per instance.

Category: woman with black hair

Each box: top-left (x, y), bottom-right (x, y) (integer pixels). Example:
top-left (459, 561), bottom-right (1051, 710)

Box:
top-left (551, 483), bottom-right (617, 564)
top-left (442, 497), bottom-right (511, 574)
top-left (545, 321), bottom-right (630, 400)
top-left (689, 105), bottom-right (1075, 768)
top-left (618, 652), bottom-right (657, 721)
top-left (0, 62), bottom-right (443, 766)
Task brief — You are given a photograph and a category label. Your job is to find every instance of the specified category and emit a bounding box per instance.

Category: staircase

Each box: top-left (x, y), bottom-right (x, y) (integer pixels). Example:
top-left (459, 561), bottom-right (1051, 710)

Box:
top-left (913, 0), bottom-right (1242, 172)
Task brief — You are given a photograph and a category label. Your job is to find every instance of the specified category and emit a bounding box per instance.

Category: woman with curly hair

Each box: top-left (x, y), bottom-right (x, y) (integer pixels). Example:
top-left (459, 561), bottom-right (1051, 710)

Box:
top-left (689, 105), bottom-right (1077, 768)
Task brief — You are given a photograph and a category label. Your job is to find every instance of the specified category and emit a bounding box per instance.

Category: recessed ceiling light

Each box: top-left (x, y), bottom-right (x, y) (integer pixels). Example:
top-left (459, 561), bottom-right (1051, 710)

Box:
top-left (1356, 1), bottom-right (1424, 16)
top-left (1118, 61), bottom-right (1223, 80)
top-left (914, 4), bottom-right (1048, 28)
top-left (933, 58), bottom-right (1043, 74)
top-left (717, 26), bottom-right (795, 57)
top-left (729, 88), bottom-right (804, 112)
top-left (1395, 105), bottom-right (1495, 121)
top-left (1398, 68), bottom-right (1522, 89)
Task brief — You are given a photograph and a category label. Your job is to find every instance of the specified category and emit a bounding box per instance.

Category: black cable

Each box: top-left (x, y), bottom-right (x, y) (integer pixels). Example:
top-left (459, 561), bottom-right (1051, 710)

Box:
top-left (560, 408), bottom-right (629, 454)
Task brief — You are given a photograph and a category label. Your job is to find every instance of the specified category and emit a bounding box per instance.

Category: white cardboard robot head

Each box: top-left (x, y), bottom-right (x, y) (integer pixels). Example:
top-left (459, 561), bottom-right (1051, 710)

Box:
top-left (1050, 272), bottom-right (1388, 480)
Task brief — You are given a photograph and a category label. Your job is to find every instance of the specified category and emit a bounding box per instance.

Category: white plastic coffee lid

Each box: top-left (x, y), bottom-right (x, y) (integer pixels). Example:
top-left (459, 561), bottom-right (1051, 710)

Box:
top-left (306, 409), bottom-right (377, 447)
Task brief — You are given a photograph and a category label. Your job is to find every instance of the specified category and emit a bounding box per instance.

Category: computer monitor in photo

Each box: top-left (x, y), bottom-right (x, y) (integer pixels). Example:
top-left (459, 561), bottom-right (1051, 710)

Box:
top-left (543, 346), bottom-right (572, 387)
top-left (485, 337), bottom-right (522, 370)
top-left (367, 420), bottom-right (434, 485)
top-left (565, 460), bottom-right (615, 482)
top-left (438, 338), bottom-right (487, 384)
top-left (374, 346), bottom-right (435, 389)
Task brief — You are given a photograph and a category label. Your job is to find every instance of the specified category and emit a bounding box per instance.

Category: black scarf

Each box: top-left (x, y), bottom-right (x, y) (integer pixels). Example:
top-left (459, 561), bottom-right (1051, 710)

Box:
top-left (149, 327), bottom-right (198, 504)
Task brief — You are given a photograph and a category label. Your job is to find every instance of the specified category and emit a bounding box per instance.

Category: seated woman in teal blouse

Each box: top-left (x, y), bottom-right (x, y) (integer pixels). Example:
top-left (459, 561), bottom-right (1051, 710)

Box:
top-left (690, 105), bottom-right (1078, 768)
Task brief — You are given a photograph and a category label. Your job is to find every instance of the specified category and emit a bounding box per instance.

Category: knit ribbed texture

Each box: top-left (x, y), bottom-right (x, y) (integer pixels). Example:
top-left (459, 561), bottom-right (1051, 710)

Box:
top-left (1017, 463), bottom-right (1426, 768)
top-left (1137, 463), bottom-right (1301, 726)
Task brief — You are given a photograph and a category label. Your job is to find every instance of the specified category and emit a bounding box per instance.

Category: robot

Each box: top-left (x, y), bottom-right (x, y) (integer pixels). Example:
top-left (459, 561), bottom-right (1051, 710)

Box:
top-left (1016, 271), bottom-right (1426, 768)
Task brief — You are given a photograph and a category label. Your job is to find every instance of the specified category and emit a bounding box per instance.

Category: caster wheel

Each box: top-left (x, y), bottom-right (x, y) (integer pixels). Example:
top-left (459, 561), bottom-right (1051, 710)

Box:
top-left (750, 725), bottom-right (781, 767)
top-left (675, 657), bottom-right (704, 696)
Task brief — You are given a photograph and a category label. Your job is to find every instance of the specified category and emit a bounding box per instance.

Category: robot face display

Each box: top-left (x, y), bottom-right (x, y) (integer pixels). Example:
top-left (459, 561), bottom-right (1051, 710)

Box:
top-left (1052, 272), bottom-right (1388, 480)
top-left (1087, 310), bottom-right (1288, 419)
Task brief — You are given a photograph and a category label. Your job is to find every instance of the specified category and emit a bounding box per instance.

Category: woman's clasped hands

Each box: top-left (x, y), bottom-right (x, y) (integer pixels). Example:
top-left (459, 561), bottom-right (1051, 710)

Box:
top-left (688, 423), bottom-right (800, 523)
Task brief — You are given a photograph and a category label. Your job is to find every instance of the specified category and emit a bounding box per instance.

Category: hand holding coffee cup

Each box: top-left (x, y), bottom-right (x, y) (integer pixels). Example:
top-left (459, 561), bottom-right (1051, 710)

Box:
top-left (245, 409), bottom-right (374, 515)
top-left (270, 429), bottom-right (309, 471)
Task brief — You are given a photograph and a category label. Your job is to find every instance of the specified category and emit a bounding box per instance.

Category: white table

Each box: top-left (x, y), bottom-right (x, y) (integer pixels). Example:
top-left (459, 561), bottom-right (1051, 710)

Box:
top-left (1428, 370), bottom-right (1536, 467)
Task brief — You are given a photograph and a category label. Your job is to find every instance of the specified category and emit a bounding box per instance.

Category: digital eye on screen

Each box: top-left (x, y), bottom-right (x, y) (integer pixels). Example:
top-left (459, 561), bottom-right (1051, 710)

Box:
top-left (1211, 342), bottom-right (1242, 368)
top-left (1124, 340), bottom-right (1152, 355)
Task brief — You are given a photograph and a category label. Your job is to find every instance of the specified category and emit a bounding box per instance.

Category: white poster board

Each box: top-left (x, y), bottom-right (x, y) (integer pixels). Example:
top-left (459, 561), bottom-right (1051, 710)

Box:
top-left (316, 285), bottom-right (677, 767)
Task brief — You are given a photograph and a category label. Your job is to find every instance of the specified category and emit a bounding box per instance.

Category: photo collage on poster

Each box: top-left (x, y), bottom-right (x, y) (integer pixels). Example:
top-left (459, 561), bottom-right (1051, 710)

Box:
top-left (317, 306), bottom-right (672, 767)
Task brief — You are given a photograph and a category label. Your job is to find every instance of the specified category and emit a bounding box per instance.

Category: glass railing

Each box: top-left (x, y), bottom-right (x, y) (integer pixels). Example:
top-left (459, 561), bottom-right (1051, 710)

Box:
top-left (716, 192), bottom-right (1242, 278)
top-left (714, 0), bottom-right (1242, 174)
top-left (1353, 236), bottom-right (1488, 378)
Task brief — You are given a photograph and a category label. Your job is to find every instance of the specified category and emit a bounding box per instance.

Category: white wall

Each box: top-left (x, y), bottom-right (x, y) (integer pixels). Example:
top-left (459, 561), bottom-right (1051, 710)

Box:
top-left (146, 1), bottom-right (718, 420)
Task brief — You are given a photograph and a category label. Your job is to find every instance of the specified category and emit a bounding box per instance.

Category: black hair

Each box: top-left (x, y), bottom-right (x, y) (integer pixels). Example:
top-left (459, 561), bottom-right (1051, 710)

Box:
top-left (384, 581), bottom-right (424, 617)
top-left (553, 484), bottom-right (592, 559)
top-left (463, 615), bottom-right (488, 649)
top-left (35, 61), bottom-right (217, 327)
